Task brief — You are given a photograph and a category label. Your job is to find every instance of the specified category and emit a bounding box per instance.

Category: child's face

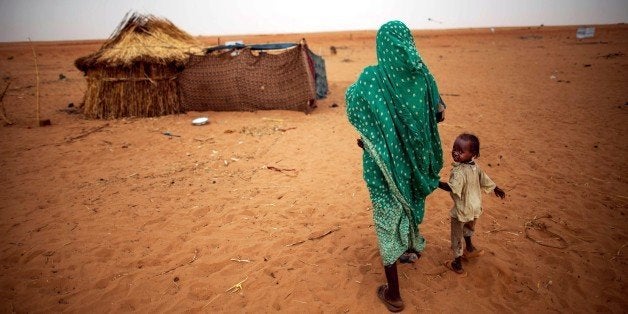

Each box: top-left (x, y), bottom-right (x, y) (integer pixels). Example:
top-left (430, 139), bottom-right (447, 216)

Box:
top-left (452, 138), bottom-right (475, 163)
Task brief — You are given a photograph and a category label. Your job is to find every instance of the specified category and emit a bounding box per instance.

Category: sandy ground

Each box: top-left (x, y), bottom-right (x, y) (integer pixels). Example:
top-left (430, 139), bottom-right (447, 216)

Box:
top-left (0, 25), bottom-right (627, 313)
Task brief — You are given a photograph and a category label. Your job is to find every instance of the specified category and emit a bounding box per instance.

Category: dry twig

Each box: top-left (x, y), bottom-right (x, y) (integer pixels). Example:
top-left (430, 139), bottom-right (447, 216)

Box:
top-left (286, 226), bottom-right (341, 247)
top-left (202, 294), bottom-right (221, 309)
top-left (0, 80), bottom-right (12, 125)
top-left (610, 243), bottom-right (627, 261)
top-left (28, 38), bottom-right (40, 125)
top-left (65, 123), bottom-right (110, 142)
top-left (226, 276), bottom-right (248, 293)
top-left (276, 127), bottom-right (297, 132)
top-left (156, 249), bottom-right (199, 276)
top-left (522, 282), bottom-right (539, 294)
top-left (265, 165), bottom-right (298, 177)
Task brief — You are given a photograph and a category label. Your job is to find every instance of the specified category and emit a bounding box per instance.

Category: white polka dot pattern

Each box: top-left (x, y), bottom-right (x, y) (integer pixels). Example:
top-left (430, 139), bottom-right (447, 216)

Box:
top-left (345, 20), bottom-right (444, 266)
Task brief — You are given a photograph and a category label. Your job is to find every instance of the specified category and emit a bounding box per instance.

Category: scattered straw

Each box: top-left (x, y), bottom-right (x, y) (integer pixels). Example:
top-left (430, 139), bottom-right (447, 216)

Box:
top-left (202, 294), bottom-right (221, 309)
top-left (485, 228), bottom-right (519, 235)
top-left (226, 276), bottom-right (248, 293)
top-left (261, 117), bottom-right (284, 122)
top-left (524, 215), bottom-right (568, 249)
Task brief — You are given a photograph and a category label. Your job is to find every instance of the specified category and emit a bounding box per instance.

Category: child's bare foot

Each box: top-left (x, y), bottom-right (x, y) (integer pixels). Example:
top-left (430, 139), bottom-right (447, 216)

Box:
top-left (445, 257), bottom-right (467, 275)
top-left (377, 284), bottom-right (404, 312)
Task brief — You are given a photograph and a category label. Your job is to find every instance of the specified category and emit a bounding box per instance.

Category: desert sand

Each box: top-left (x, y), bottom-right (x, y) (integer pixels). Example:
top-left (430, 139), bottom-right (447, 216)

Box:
top-left (0, 25), bottom-right (627, 312)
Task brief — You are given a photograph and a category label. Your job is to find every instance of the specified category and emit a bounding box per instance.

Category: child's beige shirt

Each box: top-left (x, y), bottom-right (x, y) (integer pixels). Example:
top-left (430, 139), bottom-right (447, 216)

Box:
top-left (448, 162), bottom-right (496, 222)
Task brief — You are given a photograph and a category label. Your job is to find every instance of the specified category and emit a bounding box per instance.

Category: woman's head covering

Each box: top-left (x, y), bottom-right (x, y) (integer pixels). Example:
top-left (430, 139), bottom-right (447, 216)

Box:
top-left (376, 20), bottom-right (424, 76)
top-left (345, 21), bottom-right (443, 264)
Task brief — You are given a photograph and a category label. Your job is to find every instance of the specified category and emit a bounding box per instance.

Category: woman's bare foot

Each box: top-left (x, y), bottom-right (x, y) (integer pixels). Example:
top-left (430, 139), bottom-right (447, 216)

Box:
top-left (377, 284), bottom-right (404, 312)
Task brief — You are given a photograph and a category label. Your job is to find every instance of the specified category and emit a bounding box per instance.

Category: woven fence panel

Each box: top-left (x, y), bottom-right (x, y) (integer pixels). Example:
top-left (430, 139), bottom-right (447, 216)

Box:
top-left (179, 45), bottom-right (316, 113)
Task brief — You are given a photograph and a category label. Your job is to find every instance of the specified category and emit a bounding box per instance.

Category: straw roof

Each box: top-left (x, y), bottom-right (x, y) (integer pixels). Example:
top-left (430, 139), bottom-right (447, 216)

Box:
top-left (75, 13), bottom-right (202, 71)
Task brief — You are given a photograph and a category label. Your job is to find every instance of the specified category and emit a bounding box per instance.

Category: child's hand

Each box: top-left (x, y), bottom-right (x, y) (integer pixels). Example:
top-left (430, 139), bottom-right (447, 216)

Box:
top-left (494, 186), bottom-right (506, 199)
top-left (357, 138), bottom-right (364, 149)
top-left (438, 181), bottom-right (452, 192)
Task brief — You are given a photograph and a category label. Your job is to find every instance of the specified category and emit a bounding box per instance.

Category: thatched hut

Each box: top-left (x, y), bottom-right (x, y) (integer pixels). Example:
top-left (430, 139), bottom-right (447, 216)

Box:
top-left (75, 13), bottom-right (202, 118)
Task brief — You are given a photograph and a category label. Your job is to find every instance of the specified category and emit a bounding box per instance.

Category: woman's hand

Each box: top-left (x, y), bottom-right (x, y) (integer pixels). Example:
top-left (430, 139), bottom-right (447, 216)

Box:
top-left (357, 138), bottom-right (364, 149)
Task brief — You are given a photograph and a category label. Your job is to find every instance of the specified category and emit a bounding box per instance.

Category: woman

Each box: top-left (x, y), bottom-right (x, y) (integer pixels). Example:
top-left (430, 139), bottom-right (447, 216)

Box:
top-left (345, 20), bottom-right (445, 312)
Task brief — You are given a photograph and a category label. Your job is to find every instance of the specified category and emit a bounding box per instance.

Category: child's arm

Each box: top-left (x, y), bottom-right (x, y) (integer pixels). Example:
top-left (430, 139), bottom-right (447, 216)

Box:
top-left (479, 168), bottom-right (505, 199)
top-left (494, 186), bottom-right (506, 199)
top-left (438, 181), bottom-right (451, 192)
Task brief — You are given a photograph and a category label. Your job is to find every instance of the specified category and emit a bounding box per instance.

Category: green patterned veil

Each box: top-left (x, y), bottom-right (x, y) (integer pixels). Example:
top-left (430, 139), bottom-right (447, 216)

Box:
top-left (345, 21), bottom-right (443, 265)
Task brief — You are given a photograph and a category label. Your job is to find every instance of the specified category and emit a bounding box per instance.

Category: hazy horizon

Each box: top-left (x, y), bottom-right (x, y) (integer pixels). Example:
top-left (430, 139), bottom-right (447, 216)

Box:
top-left (1, 0), bottom-right (626, 42)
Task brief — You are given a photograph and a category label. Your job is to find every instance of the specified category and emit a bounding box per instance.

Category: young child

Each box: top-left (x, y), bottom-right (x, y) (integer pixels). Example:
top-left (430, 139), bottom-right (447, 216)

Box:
top-left (438, 133), bottom-right (505, 274)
